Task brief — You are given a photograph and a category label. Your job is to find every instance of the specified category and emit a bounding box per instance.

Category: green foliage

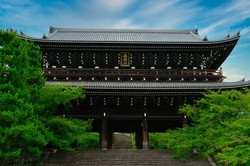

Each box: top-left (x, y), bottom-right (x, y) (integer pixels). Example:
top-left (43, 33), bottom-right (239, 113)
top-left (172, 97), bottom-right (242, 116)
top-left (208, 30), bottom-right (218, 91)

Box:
top-left (131, 133), bottom-right (137, 149)
top-left (76, 132), bottom-right (99, 149)
top-left (150, 90), bottom-right (250, 165)
top-left (39, 85), bottom-right (85, 113)
top-left (149, 133), bottom-right (169, 149)
top-left (0, 30), bottom-right (95, 161)
top-left (41, 116), bottom-right (93, 151)
top-left (0, 30), bottom-right (49, 159)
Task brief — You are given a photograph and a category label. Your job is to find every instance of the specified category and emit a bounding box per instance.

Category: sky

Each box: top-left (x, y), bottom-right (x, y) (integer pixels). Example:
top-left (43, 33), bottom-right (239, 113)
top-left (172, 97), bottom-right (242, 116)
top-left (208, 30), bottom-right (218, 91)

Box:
top-left (0, 0), bottom-right (250, 81)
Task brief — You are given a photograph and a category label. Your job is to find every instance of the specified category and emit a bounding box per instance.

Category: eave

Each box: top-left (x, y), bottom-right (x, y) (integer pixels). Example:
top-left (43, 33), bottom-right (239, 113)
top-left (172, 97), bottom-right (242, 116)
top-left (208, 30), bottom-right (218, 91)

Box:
top-left (17, 33), bottom-right (240, 46)
top-left (45, 80), bottom-right (250, 90)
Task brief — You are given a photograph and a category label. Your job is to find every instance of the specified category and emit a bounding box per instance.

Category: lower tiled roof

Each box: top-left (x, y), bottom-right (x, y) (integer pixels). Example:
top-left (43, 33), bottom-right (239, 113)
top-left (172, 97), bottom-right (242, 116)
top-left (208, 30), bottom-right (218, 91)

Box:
top-left (46, 80), bottom-right (250, 90)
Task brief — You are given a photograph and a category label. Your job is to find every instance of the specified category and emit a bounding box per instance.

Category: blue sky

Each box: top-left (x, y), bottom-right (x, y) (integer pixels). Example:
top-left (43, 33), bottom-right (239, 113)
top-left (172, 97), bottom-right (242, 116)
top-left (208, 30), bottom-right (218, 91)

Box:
top-left (0, 0), bottom-right (250, 81)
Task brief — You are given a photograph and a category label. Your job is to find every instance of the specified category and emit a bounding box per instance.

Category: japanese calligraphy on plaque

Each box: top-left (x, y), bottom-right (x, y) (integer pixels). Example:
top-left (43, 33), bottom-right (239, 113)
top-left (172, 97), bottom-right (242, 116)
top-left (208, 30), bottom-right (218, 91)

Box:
top-left (120, 52), bottom-right (130, 67)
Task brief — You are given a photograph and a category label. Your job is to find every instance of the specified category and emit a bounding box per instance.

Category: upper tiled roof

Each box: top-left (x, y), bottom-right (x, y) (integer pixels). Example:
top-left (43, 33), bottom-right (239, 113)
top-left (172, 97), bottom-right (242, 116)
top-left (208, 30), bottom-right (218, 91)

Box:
top-left (18, 26), bottom-right (241, 44)
top-left (46, 80), bottom-right (250, 90)
top-left (46, 27), bottom-right (202, 42)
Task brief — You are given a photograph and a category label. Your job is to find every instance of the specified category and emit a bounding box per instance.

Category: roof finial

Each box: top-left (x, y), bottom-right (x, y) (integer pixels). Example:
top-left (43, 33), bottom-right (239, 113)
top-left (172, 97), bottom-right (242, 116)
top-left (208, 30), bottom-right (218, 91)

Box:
top-left (237, 31), bottom-right (240, 36)
top-left (42, 34), bottom-right (47, 39)
top-left (227, 34), bottom-right (230, 38)
top-left (194, 27), bottom-right (198, 33)
top-left (49, 26), bottom-right (55, 33)
top-left (20, 31), bottom-right (23, 35)
top-left (203, 36), bottom-right (208, 41)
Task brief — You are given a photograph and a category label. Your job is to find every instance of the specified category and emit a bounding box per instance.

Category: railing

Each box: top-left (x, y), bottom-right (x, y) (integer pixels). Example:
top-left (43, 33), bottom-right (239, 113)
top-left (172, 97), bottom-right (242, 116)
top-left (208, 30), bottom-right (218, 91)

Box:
top-left (43, 68), bottom-right (225, 82)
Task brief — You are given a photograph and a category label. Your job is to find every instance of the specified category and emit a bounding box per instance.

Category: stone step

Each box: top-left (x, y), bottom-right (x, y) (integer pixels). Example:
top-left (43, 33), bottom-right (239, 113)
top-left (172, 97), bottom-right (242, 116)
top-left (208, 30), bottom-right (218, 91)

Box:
top-left (41, 149), bottom-right (210, 166)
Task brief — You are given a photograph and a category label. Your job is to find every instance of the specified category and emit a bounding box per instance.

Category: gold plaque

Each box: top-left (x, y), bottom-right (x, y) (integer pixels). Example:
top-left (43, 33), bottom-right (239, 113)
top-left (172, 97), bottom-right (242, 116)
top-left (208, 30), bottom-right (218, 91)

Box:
top-left (120, 52), bottom-right (130, 67)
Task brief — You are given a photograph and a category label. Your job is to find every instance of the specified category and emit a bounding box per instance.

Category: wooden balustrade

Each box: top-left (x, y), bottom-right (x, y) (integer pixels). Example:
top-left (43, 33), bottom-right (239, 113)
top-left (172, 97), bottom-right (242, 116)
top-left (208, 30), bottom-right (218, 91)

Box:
top-left (43, 68), bottom-right (225, 82)
top-left (43, 68), bottom-right (222, 77)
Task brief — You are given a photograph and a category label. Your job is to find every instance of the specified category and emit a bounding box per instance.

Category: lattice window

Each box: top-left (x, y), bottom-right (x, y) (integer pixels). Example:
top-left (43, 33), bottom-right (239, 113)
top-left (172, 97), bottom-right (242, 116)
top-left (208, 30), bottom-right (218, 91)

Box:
top-left (131, 52), bottom-right (142, 68)
top-left (119, 97), bottom-right (130, 108)
top-left (147, 97), bottom-right (157, 109)
top-left (182, 53), bottom-right (190, 68)
top-left (170, 53), bottom-right (178, 69)
top-left (133, 97), bottom-right (143, 108)
top-left (47, 52), bottom-right (57, 67)
top-left (144, 52), bottom-right (155, 68)
top-left (94, 52), bottom-right (105, 67)
top-left (157, 52), bottom-right (167, 68)
top-left (82, 52), bottom-right (94, 68)
top-left (193, 53), bottom-right (202, 69)
top-left (92, 96), bottom-right (101, 108)
top-left (58, 52), bottom-right (69, 67)
top-left (108, 52), bottom-right (119, 67)
top-left (71, 52), bottom-right (82, 67)
top-left (106, 96), bottom-right (117, 108)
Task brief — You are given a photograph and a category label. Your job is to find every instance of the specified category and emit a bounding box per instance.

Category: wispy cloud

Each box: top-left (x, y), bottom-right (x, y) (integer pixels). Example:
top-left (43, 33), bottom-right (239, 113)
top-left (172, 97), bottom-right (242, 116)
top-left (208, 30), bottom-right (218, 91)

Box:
top-left (198, 0), bottom-right (250, 39)
top-left (132, 0), bottom-right (201, 29)
top-left (112, 18), bottom-right (140, 29)
top-left (224, 73), bottom-right (245, 82)
top-left (135, 0), bottom-right (179, 17)
top-left (93, 0), bottom-right (134, 13)
top-left (199, 19), bottom-right (229, 37)
top-left (241, 26), bottom-right (250, 36)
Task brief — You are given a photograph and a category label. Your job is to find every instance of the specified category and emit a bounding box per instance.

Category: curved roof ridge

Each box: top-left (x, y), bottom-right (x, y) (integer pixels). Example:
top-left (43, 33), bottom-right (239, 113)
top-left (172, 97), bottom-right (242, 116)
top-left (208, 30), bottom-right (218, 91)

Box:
top-left (17, 32), bottom-right (40, 40)
top-left (48, 29), bottom-right (58, 38)
top-left (52, 27), bottom-right (196, 34)
top-left (190, 30), bottom-right (202, 40)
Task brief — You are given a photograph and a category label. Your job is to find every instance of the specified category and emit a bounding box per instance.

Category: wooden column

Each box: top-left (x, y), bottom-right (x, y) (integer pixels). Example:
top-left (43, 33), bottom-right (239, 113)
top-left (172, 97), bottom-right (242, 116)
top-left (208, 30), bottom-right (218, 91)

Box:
top-left (107, 130), bottom-right (113, 149)
top-left (182, 115), bottom-right (187, 126)
top-left (142, 118), bottom-right (149, 150)
top-left (136, 129), bottom-right (142, 149)
top-left (101, 118), bottom-right (108, 150)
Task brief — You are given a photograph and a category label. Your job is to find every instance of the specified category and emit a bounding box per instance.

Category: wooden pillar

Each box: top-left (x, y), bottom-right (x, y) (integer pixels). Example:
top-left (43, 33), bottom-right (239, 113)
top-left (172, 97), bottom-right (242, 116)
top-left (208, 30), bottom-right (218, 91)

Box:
top-left (182, 115), bottom-right (187, 126)
top-left (107, 130), bottom-right (113, 149)
top-left (101, 118), bottom-right (108, 150)
top-left (142, 117), bottom-right (149, 150)
top-left (136, 129), bottom-right (142, 149)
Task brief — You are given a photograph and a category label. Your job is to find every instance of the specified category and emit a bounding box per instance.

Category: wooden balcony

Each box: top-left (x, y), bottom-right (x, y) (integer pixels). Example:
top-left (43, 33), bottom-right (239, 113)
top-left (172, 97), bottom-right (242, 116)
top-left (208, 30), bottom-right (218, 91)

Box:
top-left (43, 68), bottom-right (225, 82)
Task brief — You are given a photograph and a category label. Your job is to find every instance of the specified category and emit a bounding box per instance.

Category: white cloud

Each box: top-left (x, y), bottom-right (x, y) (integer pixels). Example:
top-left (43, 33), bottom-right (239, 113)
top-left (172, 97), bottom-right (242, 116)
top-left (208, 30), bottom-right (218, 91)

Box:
top-left (237, 43), bottom-right (250, 48)
top-left (199, 19), bottom-right (229, 37)
top-left (223, 73), bottom-right (245, 82)
top-left (2, 0), bottom-right (31, 5)
top-left (135, 0), bottom-right (179, 17)
top-left (222, 65), bottom-right (249, 82)
top-left (198, 0), bottom-right (250, 39)
top-left (132, 0), bottom-right (201, 29)
top-left (225, 0), bottom-right (250, 14)
top-left (112, 18), bottom-right (140, 29)
top-left (93, 0), bottom-right (134, 12)
top-left (241, 27), bottom-right (250, 35)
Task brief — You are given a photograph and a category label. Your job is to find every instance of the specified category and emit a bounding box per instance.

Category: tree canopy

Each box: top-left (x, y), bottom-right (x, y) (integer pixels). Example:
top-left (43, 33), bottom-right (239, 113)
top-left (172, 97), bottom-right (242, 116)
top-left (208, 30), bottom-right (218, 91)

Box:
top-left (150, 90), bottom-right (250, 166)
top-left (0, 30), bottom-right (95, 162)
